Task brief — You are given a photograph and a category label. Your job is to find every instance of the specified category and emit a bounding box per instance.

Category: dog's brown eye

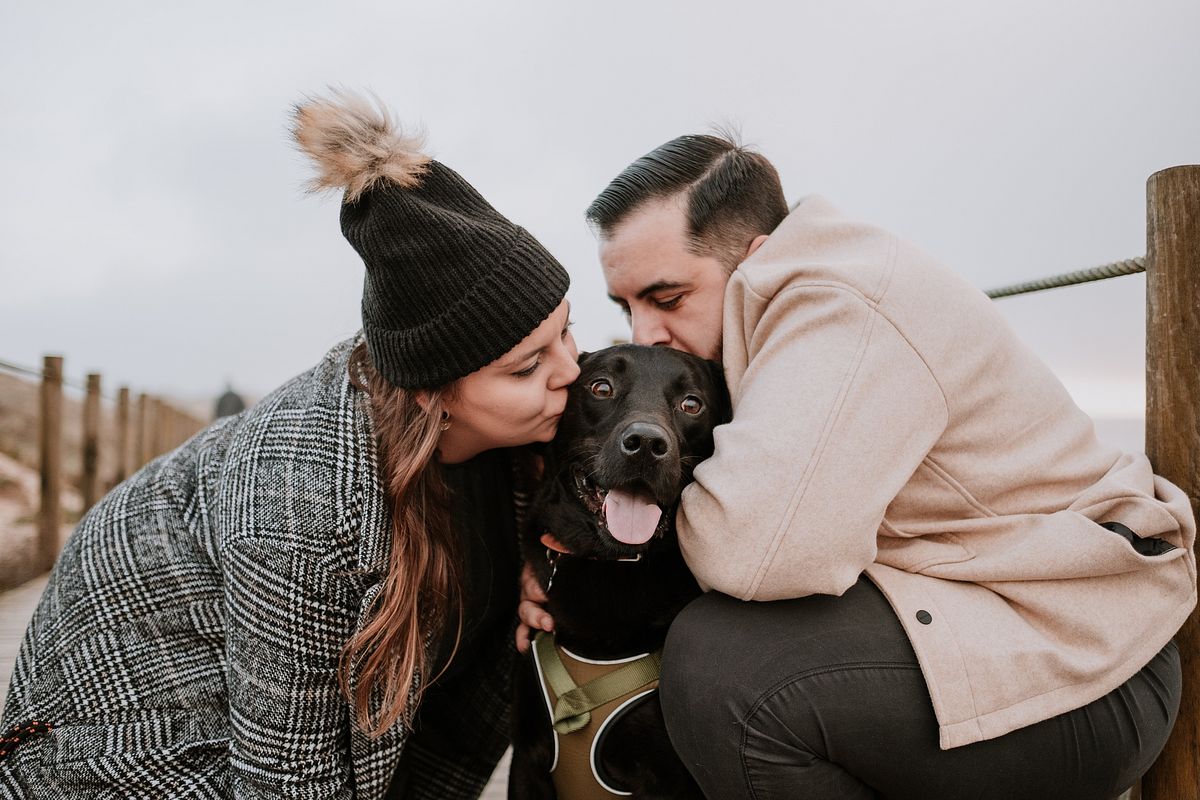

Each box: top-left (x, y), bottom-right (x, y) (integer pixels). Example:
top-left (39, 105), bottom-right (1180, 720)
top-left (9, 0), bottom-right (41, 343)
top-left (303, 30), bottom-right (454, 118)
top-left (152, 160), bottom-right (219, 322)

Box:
top-left (590, 380), bottom-right (614, 399)
top-left (680, 396), bottom-right (703, 415)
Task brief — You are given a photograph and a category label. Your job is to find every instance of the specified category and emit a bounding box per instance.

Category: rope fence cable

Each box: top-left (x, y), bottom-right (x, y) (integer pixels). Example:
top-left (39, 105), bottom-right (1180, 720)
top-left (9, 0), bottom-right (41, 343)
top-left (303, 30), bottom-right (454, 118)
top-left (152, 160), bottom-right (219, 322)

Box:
top-left (985, 257), bottom-right (1145, 299)
top-left (1, 357), bottom-right (124, 401)
top-left (3, 252), bottom-right (1149, 393)
top-left (0, 358), bottom-right (44, 382)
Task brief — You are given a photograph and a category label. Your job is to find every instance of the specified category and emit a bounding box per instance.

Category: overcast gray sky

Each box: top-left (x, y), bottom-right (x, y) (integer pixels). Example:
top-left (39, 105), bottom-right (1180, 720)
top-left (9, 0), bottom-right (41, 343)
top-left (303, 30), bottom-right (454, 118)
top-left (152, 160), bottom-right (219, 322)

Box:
top-left (2, 0), bottom-right (1197, 421)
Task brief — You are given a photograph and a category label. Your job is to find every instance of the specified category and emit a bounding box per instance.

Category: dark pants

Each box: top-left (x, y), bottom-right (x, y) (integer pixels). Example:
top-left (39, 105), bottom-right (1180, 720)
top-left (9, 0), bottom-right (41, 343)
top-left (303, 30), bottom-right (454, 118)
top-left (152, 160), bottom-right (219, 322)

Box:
top-left (660, 577), bottom-right (1181, 800)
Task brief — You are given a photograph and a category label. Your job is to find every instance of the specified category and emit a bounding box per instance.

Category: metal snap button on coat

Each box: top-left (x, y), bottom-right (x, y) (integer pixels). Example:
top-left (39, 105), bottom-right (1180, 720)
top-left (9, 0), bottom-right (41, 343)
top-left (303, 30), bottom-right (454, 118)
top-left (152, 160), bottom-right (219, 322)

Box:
top-left (916, 610), bottom-right (933, 625)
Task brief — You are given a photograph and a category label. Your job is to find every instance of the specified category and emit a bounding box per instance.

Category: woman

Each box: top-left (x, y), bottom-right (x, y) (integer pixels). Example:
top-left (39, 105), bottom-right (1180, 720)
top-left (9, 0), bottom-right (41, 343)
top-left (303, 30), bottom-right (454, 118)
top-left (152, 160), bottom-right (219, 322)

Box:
top-left (0, 90), bottom-right (578, 799)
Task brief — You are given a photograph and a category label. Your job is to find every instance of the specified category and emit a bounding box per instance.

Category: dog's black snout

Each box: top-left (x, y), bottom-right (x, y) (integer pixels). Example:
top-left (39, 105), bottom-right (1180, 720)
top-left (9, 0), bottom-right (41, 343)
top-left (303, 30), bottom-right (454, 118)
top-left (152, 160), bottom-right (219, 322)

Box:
top-left (620, 422), bottom-right (672, 460)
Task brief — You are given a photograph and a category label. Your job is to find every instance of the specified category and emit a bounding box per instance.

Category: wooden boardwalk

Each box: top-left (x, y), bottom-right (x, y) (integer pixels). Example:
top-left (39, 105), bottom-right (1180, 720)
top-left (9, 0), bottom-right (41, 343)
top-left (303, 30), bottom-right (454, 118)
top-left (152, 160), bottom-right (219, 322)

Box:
top-left (0, 574), bottom-right (509, 797)
top-left (0, 574), bottom-right (46, 721)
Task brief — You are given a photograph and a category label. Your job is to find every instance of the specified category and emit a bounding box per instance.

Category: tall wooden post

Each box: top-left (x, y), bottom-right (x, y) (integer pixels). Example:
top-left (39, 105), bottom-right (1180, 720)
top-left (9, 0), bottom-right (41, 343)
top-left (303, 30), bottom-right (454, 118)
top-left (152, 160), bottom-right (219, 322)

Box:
top-left (167, 404), bottom-right (180, 451)
top-left (1142, 165), bottom-right (1200, 800)
top-left (82, 372), bottom-right (101, 513)
top-left (137, 393), bottom-right (153, 466)
top-left (38, 355), bottom-right (63, 572)
top-left (151, 398), bottom-right (166, 457)
top-left (115, 386), bottom-right (130, 484)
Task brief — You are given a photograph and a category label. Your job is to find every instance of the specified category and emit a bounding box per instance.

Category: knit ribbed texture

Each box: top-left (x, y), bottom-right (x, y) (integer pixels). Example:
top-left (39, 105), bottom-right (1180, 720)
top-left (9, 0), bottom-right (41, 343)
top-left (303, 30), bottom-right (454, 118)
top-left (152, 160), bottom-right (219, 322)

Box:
top-left (341, 160), bottom-right (570, 389)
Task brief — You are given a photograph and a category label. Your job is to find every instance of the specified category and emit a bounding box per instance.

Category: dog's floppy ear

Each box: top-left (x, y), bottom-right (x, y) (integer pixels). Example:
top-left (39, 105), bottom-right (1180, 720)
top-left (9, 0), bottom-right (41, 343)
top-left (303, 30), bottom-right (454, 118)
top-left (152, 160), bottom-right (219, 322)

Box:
top-left (704, 359), bottom-right (733, 425)
top-left (576, 350), bottom-right (593, 367)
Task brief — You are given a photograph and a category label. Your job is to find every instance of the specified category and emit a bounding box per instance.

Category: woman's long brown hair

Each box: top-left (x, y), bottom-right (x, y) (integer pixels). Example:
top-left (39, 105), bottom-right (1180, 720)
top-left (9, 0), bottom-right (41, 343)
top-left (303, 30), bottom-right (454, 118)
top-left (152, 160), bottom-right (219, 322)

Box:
top-left (342, 340), bottom-right (464, 737)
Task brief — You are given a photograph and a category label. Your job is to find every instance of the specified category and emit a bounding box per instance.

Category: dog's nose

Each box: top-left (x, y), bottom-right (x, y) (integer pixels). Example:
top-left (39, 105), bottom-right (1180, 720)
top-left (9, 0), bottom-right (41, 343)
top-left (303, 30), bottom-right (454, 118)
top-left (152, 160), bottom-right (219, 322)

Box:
top-left (620, 422), bottom-right (672, 460)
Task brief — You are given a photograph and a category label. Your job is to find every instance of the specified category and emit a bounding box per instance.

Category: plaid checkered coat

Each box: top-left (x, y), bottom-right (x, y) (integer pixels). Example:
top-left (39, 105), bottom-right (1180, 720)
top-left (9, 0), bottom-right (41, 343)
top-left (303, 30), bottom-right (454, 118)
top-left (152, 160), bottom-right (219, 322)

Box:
top-left (0, 336), bottom-right (516, 799)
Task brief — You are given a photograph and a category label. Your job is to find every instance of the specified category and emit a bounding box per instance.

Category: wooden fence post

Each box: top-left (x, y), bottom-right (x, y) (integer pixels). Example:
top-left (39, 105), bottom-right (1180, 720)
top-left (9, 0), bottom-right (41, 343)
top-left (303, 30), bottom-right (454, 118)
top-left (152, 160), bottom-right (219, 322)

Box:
top-left (82, 372), bottom-right (101, 513)
top-left (1142, 165), bottom-right (1200, 800)
top-left (151, 398), bottom-right (166, 457)
top-left (38, 355), bottom-right (63, 573)
top-left (139, 394), bottom-right (154, 466)
top-left (115, 386), bottom-right (130, 484)
top-left (167, 404), bottom-right (180, 451)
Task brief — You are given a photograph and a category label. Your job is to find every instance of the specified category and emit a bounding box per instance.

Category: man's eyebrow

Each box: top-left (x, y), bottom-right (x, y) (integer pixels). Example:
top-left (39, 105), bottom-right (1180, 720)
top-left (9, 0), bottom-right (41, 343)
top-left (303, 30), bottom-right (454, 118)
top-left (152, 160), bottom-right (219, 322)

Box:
top-left (608, 281), bottom-right (688, 305)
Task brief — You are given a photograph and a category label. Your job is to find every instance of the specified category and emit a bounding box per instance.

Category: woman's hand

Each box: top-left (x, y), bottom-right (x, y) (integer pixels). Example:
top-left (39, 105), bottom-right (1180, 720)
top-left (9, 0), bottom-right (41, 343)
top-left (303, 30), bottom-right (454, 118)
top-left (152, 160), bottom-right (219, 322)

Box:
top-left (516, 562), bottom-right (554, 653)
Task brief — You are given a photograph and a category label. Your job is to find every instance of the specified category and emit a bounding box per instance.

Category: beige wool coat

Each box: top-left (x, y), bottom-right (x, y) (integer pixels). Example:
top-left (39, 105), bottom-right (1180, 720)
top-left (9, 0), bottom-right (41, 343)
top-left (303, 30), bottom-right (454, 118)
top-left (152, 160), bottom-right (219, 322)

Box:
top-left (678, 195), bottom-right (1197, 749)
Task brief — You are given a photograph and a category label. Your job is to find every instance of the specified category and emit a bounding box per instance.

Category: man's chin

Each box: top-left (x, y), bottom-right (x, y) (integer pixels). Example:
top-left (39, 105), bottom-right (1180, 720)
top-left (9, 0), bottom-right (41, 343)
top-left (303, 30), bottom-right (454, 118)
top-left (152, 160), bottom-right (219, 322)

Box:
top-left (687, 335), bottom-right (722, 363)
top-left (669, 340), bottom-right (722, 362)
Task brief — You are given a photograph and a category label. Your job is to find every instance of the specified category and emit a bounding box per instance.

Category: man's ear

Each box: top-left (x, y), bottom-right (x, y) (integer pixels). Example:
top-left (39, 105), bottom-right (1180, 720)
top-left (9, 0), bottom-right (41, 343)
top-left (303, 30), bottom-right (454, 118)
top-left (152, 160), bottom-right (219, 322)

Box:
top-left (744, 234), bottom-right (770, 261)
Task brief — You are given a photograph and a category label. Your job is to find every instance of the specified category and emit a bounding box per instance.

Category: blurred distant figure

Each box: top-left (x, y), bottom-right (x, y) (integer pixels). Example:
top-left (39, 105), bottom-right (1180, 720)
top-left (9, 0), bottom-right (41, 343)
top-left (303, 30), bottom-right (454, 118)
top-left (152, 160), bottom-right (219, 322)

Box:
top-left (214, 384), bottom-right (246, 418)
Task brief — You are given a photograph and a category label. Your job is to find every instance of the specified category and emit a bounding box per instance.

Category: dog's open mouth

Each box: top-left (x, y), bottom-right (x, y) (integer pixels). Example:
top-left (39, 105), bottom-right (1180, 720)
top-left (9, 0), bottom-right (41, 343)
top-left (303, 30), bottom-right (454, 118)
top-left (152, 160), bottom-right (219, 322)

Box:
top-left (572, 466), bottom-right (670, 546)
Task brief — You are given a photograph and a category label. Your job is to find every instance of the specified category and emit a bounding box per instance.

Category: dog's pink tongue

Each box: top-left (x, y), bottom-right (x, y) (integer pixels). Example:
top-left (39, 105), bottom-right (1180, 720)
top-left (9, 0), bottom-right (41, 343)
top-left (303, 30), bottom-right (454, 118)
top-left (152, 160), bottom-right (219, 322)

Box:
top-left (603, 489), bottom-right (662, 545)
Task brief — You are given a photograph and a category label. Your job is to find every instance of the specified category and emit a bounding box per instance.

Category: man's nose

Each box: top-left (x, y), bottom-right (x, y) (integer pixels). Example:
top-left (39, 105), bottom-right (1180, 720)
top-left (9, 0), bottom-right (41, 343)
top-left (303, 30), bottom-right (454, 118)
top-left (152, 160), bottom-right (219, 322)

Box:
top-left (631, 313), bottom-right (671, 347)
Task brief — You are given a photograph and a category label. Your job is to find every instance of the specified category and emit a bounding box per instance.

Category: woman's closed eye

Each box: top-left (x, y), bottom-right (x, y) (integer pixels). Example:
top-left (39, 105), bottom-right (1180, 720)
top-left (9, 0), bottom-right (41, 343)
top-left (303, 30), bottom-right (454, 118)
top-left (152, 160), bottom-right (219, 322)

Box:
top-left (513, 361), bottom-right (540, 378)
top-left (514, 320), bottom-right (575, 378)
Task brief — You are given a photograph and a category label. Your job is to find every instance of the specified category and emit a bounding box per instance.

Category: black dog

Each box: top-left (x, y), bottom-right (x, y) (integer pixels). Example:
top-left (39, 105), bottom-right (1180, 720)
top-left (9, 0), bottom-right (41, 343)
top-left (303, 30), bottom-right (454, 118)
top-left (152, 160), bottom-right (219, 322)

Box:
top-left (508, 344), bottom-right (729, 800)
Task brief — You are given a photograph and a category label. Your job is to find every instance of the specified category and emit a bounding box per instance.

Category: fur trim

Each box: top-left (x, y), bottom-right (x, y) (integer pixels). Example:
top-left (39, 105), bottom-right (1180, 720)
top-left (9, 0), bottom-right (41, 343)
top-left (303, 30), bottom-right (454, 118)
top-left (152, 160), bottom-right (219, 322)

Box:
top-left (291, 89), bottom-right (430, 203)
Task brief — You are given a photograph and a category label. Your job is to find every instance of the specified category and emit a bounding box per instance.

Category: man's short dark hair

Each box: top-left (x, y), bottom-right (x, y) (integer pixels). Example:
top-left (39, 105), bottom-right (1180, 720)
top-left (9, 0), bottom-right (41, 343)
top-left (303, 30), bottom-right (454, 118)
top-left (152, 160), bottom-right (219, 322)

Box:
top-left (586, 133), bottom-right (788, 270)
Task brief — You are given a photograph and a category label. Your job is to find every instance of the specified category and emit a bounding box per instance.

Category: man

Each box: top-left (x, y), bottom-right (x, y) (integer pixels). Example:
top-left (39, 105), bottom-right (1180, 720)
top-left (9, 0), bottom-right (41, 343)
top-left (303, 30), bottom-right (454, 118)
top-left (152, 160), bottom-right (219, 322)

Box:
top-left (520, 134), bottom-right (1194, 799)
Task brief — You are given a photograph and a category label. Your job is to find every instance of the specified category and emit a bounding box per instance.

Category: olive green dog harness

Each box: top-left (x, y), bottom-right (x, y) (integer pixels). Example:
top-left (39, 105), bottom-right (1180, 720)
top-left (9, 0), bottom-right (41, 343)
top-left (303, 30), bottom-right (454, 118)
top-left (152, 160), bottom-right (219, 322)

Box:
top-left (532, 631), bottom-right (662, 798)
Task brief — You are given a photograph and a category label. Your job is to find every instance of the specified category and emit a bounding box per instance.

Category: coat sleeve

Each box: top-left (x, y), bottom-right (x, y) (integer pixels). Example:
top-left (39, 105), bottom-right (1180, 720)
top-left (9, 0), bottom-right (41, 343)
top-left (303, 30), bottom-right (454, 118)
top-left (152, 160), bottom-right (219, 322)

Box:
top-left (678, 282), bottom-right (949, 601)
top-left (223, 537), bottom-right (358, 799)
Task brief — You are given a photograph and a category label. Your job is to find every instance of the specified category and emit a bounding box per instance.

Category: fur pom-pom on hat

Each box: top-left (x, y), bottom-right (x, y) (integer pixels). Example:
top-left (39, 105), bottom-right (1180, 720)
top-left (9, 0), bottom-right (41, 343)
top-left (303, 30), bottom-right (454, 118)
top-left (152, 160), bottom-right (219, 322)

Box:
top-left (291, 89), bottom-right (430, 203)
top-left (291, 87), bottom-right (570, 389)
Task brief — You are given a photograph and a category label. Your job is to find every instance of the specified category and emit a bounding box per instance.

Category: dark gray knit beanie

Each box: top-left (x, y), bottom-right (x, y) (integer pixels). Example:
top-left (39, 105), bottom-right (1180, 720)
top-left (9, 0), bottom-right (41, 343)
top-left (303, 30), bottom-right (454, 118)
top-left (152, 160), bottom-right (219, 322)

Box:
top-left (292, 90), bottom-right (570, 389)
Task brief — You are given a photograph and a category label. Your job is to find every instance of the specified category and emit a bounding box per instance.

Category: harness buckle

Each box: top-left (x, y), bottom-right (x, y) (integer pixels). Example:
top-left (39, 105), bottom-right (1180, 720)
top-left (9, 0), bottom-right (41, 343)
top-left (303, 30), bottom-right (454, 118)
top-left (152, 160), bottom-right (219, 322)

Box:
top-left (545, 547), bottom-right (560, 592)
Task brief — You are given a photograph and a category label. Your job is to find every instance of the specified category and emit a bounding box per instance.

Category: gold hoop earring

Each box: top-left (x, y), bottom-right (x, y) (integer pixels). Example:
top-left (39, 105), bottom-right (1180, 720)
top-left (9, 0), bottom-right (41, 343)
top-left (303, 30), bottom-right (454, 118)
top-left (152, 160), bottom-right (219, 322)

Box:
top-left (440, 410), bottom-right (451, 432)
